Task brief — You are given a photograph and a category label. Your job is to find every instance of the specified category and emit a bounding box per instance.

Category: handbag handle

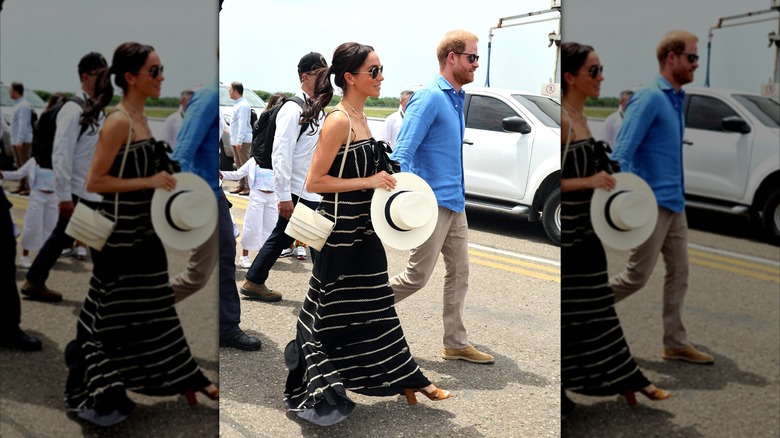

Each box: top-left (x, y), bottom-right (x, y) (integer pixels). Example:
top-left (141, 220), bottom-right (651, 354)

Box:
top-left (109, 107), bottom-right (135, 224)
top-left (298, 107), bottom-right (352, 225)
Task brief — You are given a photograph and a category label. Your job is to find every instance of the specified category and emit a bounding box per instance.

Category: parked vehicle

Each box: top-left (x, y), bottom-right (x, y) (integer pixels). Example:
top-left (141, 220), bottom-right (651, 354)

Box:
top-left (218, 82), bottom-right (266, 170)
top-left (682, 87), bottom-right (780, 244)
top-left (1, 82), bottom-right (47, 169)
top-left (461, 86), bottom-right (561, 245)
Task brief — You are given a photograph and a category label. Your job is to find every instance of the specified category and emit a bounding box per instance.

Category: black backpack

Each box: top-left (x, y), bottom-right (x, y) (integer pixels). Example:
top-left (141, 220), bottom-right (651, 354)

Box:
top-left (250, 96), bottom-right (306, 170)
top-left (32, 96), bottom-right (87, 169)
top-left (250, 108), bottom-right (258, 130)
top-left (29, 110), bottom-right (38, 140)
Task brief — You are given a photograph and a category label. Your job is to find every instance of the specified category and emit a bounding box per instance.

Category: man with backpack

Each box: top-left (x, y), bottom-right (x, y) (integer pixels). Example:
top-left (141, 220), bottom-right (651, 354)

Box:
top-left (9, 81), bottom-right (34, 195)
top-left (239, 51), bottom-right (327, 302)
top-left (21, 52), bottom-right (109, 302)
top-left (228, 81), bottom-right (253, 196)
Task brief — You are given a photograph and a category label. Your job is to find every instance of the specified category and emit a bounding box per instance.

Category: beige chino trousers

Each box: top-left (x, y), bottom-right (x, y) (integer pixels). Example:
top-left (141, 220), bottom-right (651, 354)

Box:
top-left (610, 207), bottom-right (690, 349)
top-left (390, 207), bottom-right (470, 350)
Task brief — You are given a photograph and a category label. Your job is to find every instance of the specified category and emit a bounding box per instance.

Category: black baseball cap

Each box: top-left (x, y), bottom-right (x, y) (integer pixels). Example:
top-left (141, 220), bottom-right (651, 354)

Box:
top-left (78, 52), bottom-right (108, 75)
top-left (297, 52), bottom-right (328, 75)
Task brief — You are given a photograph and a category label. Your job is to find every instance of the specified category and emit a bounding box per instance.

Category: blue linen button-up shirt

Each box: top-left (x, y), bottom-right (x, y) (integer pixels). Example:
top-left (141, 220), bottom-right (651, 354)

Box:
top-left (611, 75), bottom-right (687, 213)
top-left (390, 75), bottom-right (466, 212)
top-left (171, 83), bottom-right (219, 195)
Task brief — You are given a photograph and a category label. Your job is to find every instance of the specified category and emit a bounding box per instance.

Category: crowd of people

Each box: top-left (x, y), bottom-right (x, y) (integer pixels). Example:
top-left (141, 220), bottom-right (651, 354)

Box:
top-left (1, 7), bottom-right (712, 431)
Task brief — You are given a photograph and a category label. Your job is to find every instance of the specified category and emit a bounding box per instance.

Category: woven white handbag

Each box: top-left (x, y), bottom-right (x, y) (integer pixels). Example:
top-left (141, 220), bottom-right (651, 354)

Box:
top-left (65, 108), bottom-right (133, 251)
top-left (284, 108), bottom-right (352, 251)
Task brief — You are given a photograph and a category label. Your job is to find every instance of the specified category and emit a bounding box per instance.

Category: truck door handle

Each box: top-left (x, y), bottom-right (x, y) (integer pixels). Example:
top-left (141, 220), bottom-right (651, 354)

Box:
top-left (683, 139), bottom-right (693, 145)
top-left (463, 139), bottom-right (474, 145)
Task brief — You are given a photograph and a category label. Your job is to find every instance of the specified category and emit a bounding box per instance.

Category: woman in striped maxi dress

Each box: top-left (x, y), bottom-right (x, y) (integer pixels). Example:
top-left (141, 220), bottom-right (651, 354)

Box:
top-left (63, 42), bottom-right (217, 427)
top-left (282, 42), bottom-right (450, 426)
top-left (560, 42), bottom-right (670, 417)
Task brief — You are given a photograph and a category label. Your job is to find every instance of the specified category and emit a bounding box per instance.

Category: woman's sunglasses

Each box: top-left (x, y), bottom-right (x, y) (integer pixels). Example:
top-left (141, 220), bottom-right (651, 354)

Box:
top-left (585, 64), bottom-right (603, 79)
top-left (145, 65), bottom-right (164, 79)
top-left (353, 65), bottom-right (383, 80)
top-left (454, 52), bottom-right (480, 63)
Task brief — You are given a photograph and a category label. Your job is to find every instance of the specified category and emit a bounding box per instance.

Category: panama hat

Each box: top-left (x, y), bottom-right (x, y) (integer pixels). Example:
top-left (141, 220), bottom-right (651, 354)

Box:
top-left (590, 172), bottom-right (658, 251)
top-left (151, 172), bottom-right (217, 251)
top-left (371, 173), bottom-right (438, 250)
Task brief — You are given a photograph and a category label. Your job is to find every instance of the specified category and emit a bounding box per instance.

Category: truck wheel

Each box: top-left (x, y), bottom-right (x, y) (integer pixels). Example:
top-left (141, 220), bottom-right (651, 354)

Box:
top-left (219, 140), bottom-right (233, 171)
top-left (760, 189), bottom-right (780, 245)
top-left (542, 187), bottom-right (561, 246)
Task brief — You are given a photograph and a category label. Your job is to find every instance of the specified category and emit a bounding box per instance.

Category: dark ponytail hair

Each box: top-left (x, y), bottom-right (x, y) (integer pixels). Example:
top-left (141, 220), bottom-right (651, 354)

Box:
top-left (561, 42), bottom-right (594, 94)
top-left (300, 42), bottom-right (374, 128)
top-left (83, 42), bottom-right (155, 126)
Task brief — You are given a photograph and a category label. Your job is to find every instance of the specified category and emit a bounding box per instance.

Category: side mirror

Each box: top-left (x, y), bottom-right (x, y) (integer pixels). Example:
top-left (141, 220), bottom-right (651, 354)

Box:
top-left (503, 116), bottom-right (532, 134)
top-left (722, 116), bottom-right (751, 134)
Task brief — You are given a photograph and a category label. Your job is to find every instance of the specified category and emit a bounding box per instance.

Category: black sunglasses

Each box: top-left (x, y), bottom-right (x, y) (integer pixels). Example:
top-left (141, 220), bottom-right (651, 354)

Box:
top-left (353, 65), bottom-right (383, 80)
top-left (680, 52), bottom-right (699, 63)
top-left (454, 52), bottom-right (479, 63)
top-left (145, 65), bottom-right (164, 79)
top-left (585, 64), bottom-right (604, 79)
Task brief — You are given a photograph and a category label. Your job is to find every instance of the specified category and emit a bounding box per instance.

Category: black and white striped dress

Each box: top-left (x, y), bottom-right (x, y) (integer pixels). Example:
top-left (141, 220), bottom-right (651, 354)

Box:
top-left (64, 138), bottom-right (210, 419)
top-left (561, 138), bottom-right (650, 396)
top-left (283, 139), bottom-right (430, 426)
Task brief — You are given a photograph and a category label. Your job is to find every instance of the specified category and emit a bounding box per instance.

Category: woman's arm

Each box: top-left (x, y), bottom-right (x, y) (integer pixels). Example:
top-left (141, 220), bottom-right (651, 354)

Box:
top-left (561, 171), bottom-right (616, 193)
top-left (305, 110), bottom-right (396, 194)
top-left (86, 110), bottom-right (176, 194)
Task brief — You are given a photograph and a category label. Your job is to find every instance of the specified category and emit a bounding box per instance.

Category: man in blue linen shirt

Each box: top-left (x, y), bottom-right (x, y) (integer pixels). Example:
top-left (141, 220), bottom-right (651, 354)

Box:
top-left (609, 29), bottom-right (714, 365)
top-left (389, 29), bottom-right (493, 364)
top-left (170, 83), bottom-right (261, 351)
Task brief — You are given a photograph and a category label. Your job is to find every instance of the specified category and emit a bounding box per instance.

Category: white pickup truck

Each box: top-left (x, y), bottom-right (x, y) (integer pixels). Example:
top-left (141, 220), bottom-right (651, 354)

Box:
top-left (461, 86), bottom-right (561, 245)
top-left (681, 87), bottom-right (780, 244)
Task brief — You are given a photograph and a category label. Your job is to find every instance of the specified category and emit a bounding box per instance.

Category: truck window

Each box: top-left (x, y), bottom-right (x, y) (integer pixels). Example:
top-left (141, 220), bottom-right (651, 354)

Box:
top-left (466, 95), bottom-right (518, 132)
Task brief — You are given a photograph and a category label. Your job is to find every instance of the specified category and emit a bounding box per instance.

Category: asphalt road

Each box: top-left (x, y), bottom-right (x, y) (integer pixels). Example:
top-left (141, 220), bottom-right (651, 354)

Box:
top-left (218, 179), bottom-right (562, 438)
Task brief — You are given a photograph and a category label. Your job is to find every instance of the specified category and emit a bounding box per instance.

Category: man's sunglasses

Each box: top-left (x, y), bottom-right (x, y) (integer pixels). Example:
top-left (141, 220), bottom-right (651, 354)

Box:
top-left (145, 65), bottom-right (164, 79)
top-left (680, 52), bottom-right (699, 63)
top-left (454, 52), bottom-right (479, 63)
top-left (585, 64), bottom-right (604, 79)
top-left (353, 65), bottom-right (383, 79)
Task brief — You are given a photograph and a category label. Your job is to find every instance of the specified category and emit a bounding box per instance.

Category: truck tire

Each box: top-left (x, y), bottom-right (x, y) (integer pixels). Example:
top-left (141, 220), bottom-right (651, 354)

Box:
top-left (219, 140), bottom-right (234, 171)
top-left (760, 188), bottom-right (780, 245)
top-left (542, 187), bottom-right (561, 246)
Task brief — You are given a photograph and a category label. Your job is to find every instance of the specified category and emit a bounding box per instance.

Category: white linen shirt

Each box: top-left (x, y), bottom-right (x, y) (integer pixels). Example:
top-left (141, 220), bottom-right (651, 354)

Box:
top-left (272, 90), bottom-right (322, 203)
top-left (52, 89), bottom-right (103, 202)
top-left (230, 96), bottom-right (252, 145)
top-left (162, 107), bottom-right (184, 149)
top-left (11, 96), bottom-right (33, 145)
top-left (377, 106), bottom-right (404, 148)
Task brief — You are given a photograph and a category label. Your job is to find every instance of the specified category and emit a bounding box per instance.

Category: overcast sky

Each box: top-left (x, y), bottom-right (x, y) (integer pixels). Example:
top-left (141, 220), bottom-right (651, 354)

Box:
top-left (219, 0), bottom-right (561, 98)
top-left (563, 0), bottom-right (779, 97)
top-left (0, 0), bottom-right (217, 97)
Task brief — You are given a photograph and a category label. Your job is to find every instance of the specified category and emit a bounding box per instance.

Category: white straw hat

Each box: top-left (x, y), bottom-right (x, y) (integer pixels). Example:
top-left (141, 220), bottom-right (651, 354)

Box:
top-left (370, 173), bottom-right (438, 250)
top-left (590, 172), bottom-right (658, 250)
top-left (151, 172), bottom-right (217, 250)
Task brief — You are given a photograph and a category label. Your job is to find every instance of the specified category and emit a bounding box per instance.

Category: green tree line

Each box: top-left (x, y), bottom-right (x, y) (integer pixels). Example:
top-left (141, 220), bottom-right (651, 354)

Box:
top-left (34, 90), bottom-right (181, 108)
top-left (253, 90), bottom-right (400, 108)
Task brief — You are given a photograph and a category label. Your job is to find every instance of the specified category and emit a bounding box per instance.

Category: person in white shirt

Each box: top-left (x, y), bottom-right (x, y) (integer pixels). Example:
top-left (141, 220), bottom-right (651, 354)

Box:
top-left (228, 82), bottom-right (252, 195)
top-left (162, 89), bottom-right (194, 150)
top-left (377, 89), bottom-right (413, 148)
top-left (9, 82), bottom-right (34, 195)
top-left (219, 157), bottom-right (278, 268)
top-left (21, 51), bottom-right (109, 303)
top-left (600, 89), bottom-right (634, 147)
top-left (239, 51), bottom-right (327, 302)
top-left (0, 157), bottom-right (57, 268)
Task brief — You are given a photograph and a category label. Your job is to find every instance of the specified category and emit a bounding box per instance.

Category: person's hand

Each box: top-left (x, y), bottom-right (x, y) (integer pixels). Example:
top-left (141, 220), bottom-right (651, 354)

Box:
top-left (148, 171), bottom-right (177, 191)
top-left (589, 171), bottom-right (616, 191)
top-left (59, 200), bottom-right (75, 218)
top-left (278, 200), bottom-right (294, 220)
top-left (219, 171), bottom-right (223, 179)
top-left (367, 171), bottom-right (397, 191)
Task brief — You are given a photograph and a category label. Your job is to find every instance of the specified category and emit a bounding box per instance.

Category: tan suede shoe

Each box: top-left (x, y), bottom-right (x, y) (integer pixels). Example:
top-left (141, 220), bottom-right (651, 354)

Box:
top-left (21, 280), bottom-right (63, 302)
top-left (661, 345), bottom-right (714, 364)
top-left (442, 345), bottom-right (494, 364)
top-left (239, 279), bottom-right (282, 302)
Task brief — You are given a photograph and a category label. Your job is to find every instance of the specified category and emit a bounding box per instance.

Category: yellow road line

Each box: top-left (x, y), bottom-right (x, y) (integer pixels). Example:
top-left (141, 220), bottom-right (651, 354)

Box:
top-left (468, 249), bottom-right (560, 274)
top-left (470, 256), bottom-right (560, 283)
top-left (690, 257), bottom-right (780, 283)
top-left (689, 249), bottom-right (779, 274)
